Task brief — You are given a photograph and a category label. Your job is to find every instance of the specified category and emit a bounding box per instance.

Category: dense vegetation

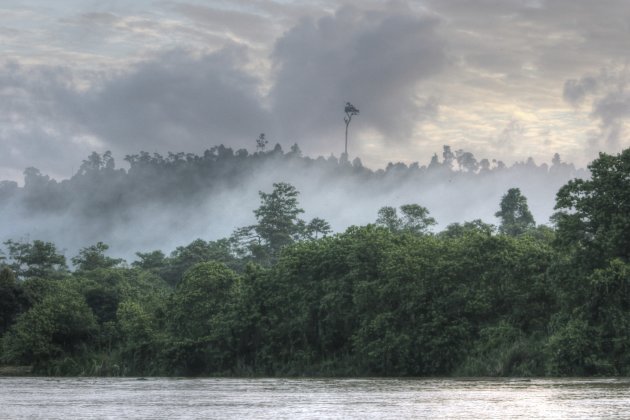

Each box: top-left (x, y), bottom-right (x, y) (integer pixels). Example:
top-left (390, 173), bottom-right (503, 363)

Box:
top-left (0, 148), bottom-right (628, 377)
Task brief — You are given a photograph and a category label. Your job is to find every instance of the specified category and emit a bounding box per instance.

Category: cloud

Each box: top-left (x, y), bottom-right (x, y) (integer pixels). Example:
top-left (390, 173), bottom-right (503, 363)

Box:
top-left (80, 46), bottom-right (270, 152)
top-left (563, 76), bottom-right (597, 106)
top-left (0, 61), bottom-right (92, 180)
top-left (5, 0), bottom-right (630, 179)
top-left (563, 68), bottom-right (630, 153)
top-left (592, 90), bottom-right (630, 127)
top-left (269, 3), bottom-right (447, 151)
top-left (0, 45), bottom-right (271, 174)
top-left (174, 3), bottom-right (276, 45)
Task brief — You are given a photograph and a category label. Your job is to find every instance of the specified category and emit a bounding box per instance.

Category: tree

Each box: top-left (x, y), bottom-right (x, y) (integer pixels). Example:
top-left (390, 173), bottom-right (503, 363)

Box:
top-left (0, 267), bottom-right (23, 334)
top-left (72, 242), bottom-right (123, 271)
top-left (343, 102), bottom-right (360, 159)
top-left (1, 286), bottom-right (97, 368)
top-left (255, 133), bottom-right (268, 152)
top-left (305, 218), bottom-right (332, 239)
top-left (376, 206), bottom-right (401, 232)
top-left (552, 153), bottom-right (561, 166)
top-left (132, 250), bottom-right (166, 272)
top-left (159, 239), bottom-right (236, 286)
top-left (3, 239), bottom-right (67, 280)
top-left (495, 188), bottom-right (535, 236)
top-left (166, 262), bottom-right (239, 374)
top-left (253, 182), bottom-right (305, 258)
top-left (376, 204), bottom-right (436, 234)
top-left (289, 143), bottom-right (302, 157)
top-left (443, 145), bottom-right (454, 169)
top-left (399, 204), bottom-right (437, 234)
top-left (78, 151), bottom-right (115, 175)
top-left (553, 148), bottom-right (630, 267)
top-left (441, 220), bottom-right (495, 238)
top-left (456, 150), bottom-right (479, 172)
top-left (232, 183), bottom-right (331, 263)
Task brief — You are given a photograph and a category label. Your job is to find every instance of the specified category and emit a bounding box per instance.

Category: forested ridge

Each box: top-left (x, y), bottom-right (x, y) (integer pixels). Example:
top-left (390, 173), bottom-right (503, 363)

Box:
top-left (1, 147), bottom-right (628, 377)
top-left (0, 143), bottom-right (583, 260)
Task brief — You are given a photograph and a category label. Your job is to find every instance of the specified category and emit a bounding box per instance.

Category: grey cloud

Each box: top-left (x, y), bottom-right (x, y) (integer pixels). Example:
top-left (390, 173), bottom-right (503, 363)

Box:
top-left (174, 3), bottom-right (277, 44)
top-left (80, 46), bottom-right (270, 152)
top-left (565, 69), bottom-right (630, 152)
top-left (269, 4), bottom-right (446, 150)
top-left (589, 89), bottom-right (630, 150)
top-left (64, 12), bottom-right (120, 26)
top-left (563, 76), bottom-right (597, 105)
top-left (428, 0), bottom-right (630, 80)
top-left (496, 120), bottom-right (524, 148)
top-left (592, 90), bottom-right (630, 127)
top-left (0, 46), bottom-right (271, 178)
top-left (0, 62), bottom-right (90, 178)
top-left (0, 2), bottom-right (450, 178)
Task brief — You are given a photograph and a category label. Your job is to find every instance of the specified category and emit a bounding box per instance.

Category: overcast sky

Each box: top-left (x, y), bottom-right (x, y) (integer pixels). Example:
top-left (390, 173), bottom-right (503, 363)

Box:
top-left (2, 0), bottom-right (630, 181)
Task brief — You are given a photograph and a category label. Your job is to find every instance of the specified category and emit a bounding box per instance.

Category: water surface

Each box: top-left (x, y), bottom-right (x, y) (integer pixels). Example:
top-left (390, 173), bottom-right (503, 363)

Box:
top-left (1, 377), bottom-right (630, 419)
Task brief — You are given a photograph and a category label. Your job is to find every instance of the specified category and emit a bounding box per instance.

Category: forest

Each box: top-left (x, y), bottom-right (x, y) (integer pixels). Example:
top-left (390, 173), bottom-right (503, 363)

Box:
top-left (0, 146), bottom-right (628, 377)
top-left (0, 142), bottom-right (584, 260)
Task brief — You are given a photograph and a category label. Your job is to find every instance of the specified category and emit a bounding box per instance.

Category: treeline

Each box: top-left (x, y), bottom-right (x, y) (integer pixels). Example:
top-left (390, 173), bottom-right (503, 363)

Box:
top-left (0, 144), bottom-right (582, 214)
top-left (0, 148), bottom-right (628, 377)
top-left (0, 143), bottom-right (584, 256)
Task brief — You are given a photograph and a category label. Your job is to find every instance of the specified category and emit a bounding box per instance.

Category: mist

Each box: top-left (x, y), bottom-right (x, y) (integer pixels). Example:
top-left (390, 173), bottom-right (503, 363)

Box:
top-left (0, 145), bottom-right (585, 262)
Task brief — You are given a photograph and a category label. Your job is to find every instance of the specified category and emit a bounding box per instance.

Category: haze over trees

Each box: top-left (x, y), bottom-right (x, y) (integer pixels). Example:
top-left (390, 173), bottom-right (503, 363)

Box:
top-left (0, 143), bottom-right (584, 261)
top-left (0, 147), bottom-right (629, 377)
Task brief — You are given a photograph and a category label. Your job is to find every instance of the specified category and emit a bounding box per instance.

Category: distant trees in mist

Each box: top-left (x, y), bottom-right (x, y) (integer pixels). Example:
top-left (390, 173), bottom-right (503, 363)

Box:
top-left (0, 141), bottom-right (585, 268)
top-left (0, 142), bottom-right (583, 217)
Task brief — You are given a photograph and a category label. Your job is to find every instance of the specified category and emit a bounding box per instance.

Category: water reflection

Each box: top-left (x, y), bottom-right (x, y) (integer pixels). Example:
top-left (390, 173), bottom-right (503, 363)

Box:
top-left (1, 377), bottom-right (630, 419)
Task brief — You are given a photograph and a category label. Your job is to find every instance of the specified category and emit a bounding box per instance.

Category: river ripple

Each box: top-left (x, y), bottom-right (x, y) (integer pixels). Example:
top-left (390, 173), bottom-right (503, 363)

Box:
top-left (1, 377), bottom-right (630, 419)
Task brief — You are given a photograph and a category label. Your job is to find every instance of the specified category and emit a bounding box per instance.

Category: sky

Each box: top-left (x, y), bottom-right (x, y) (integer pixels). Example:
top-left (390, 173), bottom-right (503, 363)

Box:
top-left (2, 0), bottom-right (630, 182)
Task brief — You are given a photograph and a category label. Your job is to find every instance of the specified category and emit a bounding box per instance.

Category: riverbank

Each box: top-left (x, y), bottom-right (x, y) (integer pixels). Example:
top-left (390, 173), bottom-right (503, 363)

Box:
top-left (0, 366), bottom-right (33, 376)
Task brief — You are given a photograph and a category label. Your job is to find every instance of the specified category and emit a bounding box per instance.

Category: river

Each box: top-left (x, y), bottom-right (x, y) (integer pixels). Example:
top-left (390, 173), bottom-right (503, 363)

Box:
top-left (1, 377), bottom-right (630, 419)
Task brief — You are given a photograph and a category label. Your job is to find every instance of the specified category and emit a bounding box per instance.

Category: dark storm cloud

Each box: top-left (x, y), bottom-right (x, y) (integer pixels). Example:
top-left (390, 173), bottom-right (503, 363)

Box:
top-left (269, 4), bottom-right (446, 147)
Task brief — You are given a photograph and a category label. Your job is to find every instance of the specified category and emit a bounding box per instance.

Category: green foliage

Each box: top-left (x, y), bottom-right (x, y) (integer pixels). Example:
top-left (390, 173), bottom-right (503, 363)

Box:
top-left (376, 204), bottom-right (436, 234)
top-left (72, 242), bottom-right (123, 271)
top-left (441, 219), bottom-right (495, 238)
top-left (132, 250), bottom-right (166, 272)
top-left (164, 262), bottom-right (240, 375)
top-left (1, 284), bottom-right (97, 369)
top-left (145, 239), bottom-right (237, 286)
top-left (0, 267), bottom-right (24, 335)
top-left (3, 239), bottom-right (67, 280)
top-left (553, 148), bottom-right (630, 267)
top-left (375, 206), bottom-right (401, 231)
top-left (232, 183), bottom-right (331, 264)
top-left (304, 217), bottom-right (332, 240)
top-left (254, 182), bottom-right (304, 254)
top-left (495, 188), bottom-right (536, 236)
top-left (399, 204), bottom-right (437, 234)
top-left (456, 321), bottom-right (544, 376)
top-left (545, 316), bottom-right (607, 376)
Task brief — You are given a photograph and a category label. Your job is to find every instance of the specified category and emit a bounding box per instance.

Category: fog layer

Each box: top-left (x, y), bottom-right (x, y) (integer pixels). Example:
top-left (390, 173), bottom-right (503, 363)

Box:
top-left (0, 145), bottom-right (584, 260)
